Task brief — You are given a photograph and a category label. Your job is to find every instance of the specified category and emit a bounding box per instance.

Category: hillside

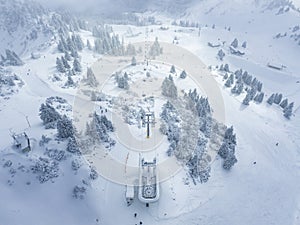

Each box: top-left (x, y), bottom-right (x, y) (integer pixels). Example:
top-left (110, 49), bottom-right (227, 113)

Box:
top-left (0, 0), bottom-right (299, 225)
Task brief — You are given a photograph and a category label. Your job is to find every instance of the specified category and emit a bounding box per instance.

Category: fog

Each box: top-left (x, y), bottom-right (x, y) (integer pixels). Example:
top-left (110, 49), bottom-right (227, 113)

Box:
top-left (33, 0), bottom-right (199, 15)
top-left (30, 0), bottom-right (300, 16)
top-left (35, 0), bottom-right (151, 14)
top-left (35, 0), bottom-right (300, 10)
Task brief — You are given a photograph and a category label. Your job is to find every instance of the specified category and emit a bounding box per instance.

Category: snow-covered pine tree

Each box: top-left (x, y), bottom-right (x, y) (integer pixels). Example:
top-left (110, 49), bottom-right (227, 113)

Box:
top-left (4, 49), bottom-right (24, 66)
top-left (254, 92), bottom-right (264, 103)
top-left (242, 92), bottom-right (251, 105)
top-left (267, 94), bottom-right (275, 105)
top-left (131, 56), bottom-right (137, 66)
top-left (166, 140), bottom-right (176, 156)
top-left (72, 34), bottom-right (84, 51)
top-left (160, 102), bottom-right (181, 154)
top-left (70, 47), bottom-right (79, 58)
top-left (231, 82), bottom-right (243, 95)
top-left (231, 38), bottom-right (238, 48)
top-left (39, 103), bottom-right (61, 126)
top-left (231, 84), bottom-right (237, 94)
top-left (245, 74), bottom-right (253, 85)
top-left (64, 51), bottom-right (72, 61)
top-left (58, 36), bottom-right (67, 53)
top-left (73, 58), bottom-right (82, 72)
top-left (116, 74), bottom-right (129, 89)
top-left (149, 37), bottom-right (162, 58)
top-left (126, 43), bottom-right (136, 55)
top-left (251, 77), bottom-right (258, 88)
top-left (218, 49), bottom-right (225, 60)
top-left (274, 93), bottom-right (282, 104)
top-left (124, 72), bottom-right (129, 80)
top-left (66, 36), bottom-right (75, 51)
top-left (56, 57), bottom-right (66, 73)
top-left (100, 114), bottom-right (114, 132)
top-left (65, 75), bottom-right (75, 87)
top-left (170, 65), bottom-right (176, 74)
top-left (236, 75), bottom-right (243, 84)
top-left (57, 115), bottom-right (75, 138)
top-left (283, 102), bottom-right (294, 119)
top-left (223, 73), bottom-right (229, 80)
top-left (86, 67), bottom-right (98, 87)
top-left (234, 69), bottom-right (243, 79)
top-left (90, 167), bottom-right (98, 180)
top-left (86, 112), bottom-right (114, 143)
top-left (218, 126), bottom-right (237, 170)
top-left (61, 56), bottom-right (70, 69)
top-left (225, 74), bottom-right (234, 87)
top-left (195, 97), bottom-right (211, 118)
top-left (67, 69), bottom-right (74, 77)
top-left (161, 75), bottom-right (178, 98)
top-left (242, 41), bottom-right (247, 48)
top-left (224, 64), bottom-right (230, 72)
top-left (225, 77), bottom-right (232, 88)
top-left (223, 150), bottom-right (237, 170)
top-left (224, 126), bottom-right (236, 145)
top-left (94, 39), bottom-right (103, 53)
top-left (186, 137), bottom-right (211, 183)
top-left (67, 135), bottom-right (80, 154)
top-left (280, 98), bottom-right (288, 108)
top-left (257, 81), bottom-right (263, 92)
top-left (180, 70), bottom-right (187, 79)
top-left (200, 116), bottom-right (212, 137)
top-left (242, 71), bottom-right (248, 83)
top-left (218, 142), bottom-right (229, 159)
top-left (237, 82), bottom-right (244, 94)
top-left (198, 166), bottom-right (211, 183)
top-left (248, 87), bottom-right (257, 100)
top-left (219, 64), bottom-right (224, 71)
top-left (87, 39), bottom-right (92, 50)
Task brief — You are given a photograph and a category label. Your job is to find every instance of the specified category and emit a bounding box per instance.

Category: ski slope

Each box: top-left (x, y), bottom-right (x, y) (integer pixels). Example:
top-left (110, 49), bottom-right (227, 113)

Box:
top-left (0, 1), bottom-right (300, 225)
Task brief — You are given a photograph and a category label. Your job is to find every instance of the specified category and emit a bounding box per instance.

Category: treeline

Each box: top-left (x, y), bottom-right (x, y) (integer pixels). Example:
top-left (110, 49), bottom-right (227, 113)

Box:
top-left (267, 93), bottom-right (294, 119)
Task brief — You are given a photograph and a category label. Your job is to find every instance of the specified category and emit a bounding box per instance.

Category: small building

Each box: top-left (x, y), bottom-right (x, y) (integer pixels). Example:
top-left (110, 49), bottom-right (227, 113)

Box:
top-left (125, 185), bottom-right (135, 206)
top-left (267, 63), bottom-right (284, 71)
top-left (208, 42), bottom-right (221, 48)
top-left (31, 52), bottom-right (41, 59)
top-left (12, 132), bottom-right (31, 152)
top-left (138, 157), bottom-right (159, 203)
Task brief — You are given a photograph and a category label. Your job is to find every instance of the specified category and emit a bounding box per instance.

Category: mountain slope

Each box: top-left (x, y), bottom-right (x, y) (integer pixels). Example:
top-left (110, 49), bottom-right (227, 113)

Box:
top-left (0, 0), bottom-right (86, 57)
top-left (0, 0), bottom-right (54, 56)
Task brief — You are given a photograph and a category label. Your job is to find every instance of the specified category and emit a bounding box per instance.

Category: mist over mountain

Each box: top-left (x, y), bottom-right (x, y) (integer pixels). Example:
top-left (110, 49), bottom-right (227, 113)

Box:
top-left (0, 0), bottom-right (86, 55)
top-left (1, 0), bottom-right (299, 56)
top-left (34, 0), bottom-right (300, 15)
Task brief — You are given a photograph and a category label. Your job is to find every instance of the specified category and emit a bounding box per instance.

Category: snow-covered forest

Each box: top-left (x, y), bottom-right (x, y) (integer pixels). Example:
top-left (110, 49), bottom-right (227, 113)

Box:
top-left (0, 0), bottom-right (300, 225)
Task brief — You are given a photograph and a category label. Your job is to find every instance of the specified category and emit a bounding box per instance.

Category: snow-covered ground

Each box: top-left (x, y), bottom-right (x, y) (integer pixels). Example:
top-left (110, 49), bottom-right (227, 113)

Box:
top-left (1, 0), bottom-right (300, 225)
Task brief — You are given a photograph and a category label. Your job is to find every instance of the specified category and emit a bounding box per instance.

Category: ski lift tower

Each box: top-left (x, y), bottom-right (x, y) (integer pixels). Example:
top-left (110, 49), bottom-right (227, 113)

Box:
top-left (141, 110), bottom-right (155, 139)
